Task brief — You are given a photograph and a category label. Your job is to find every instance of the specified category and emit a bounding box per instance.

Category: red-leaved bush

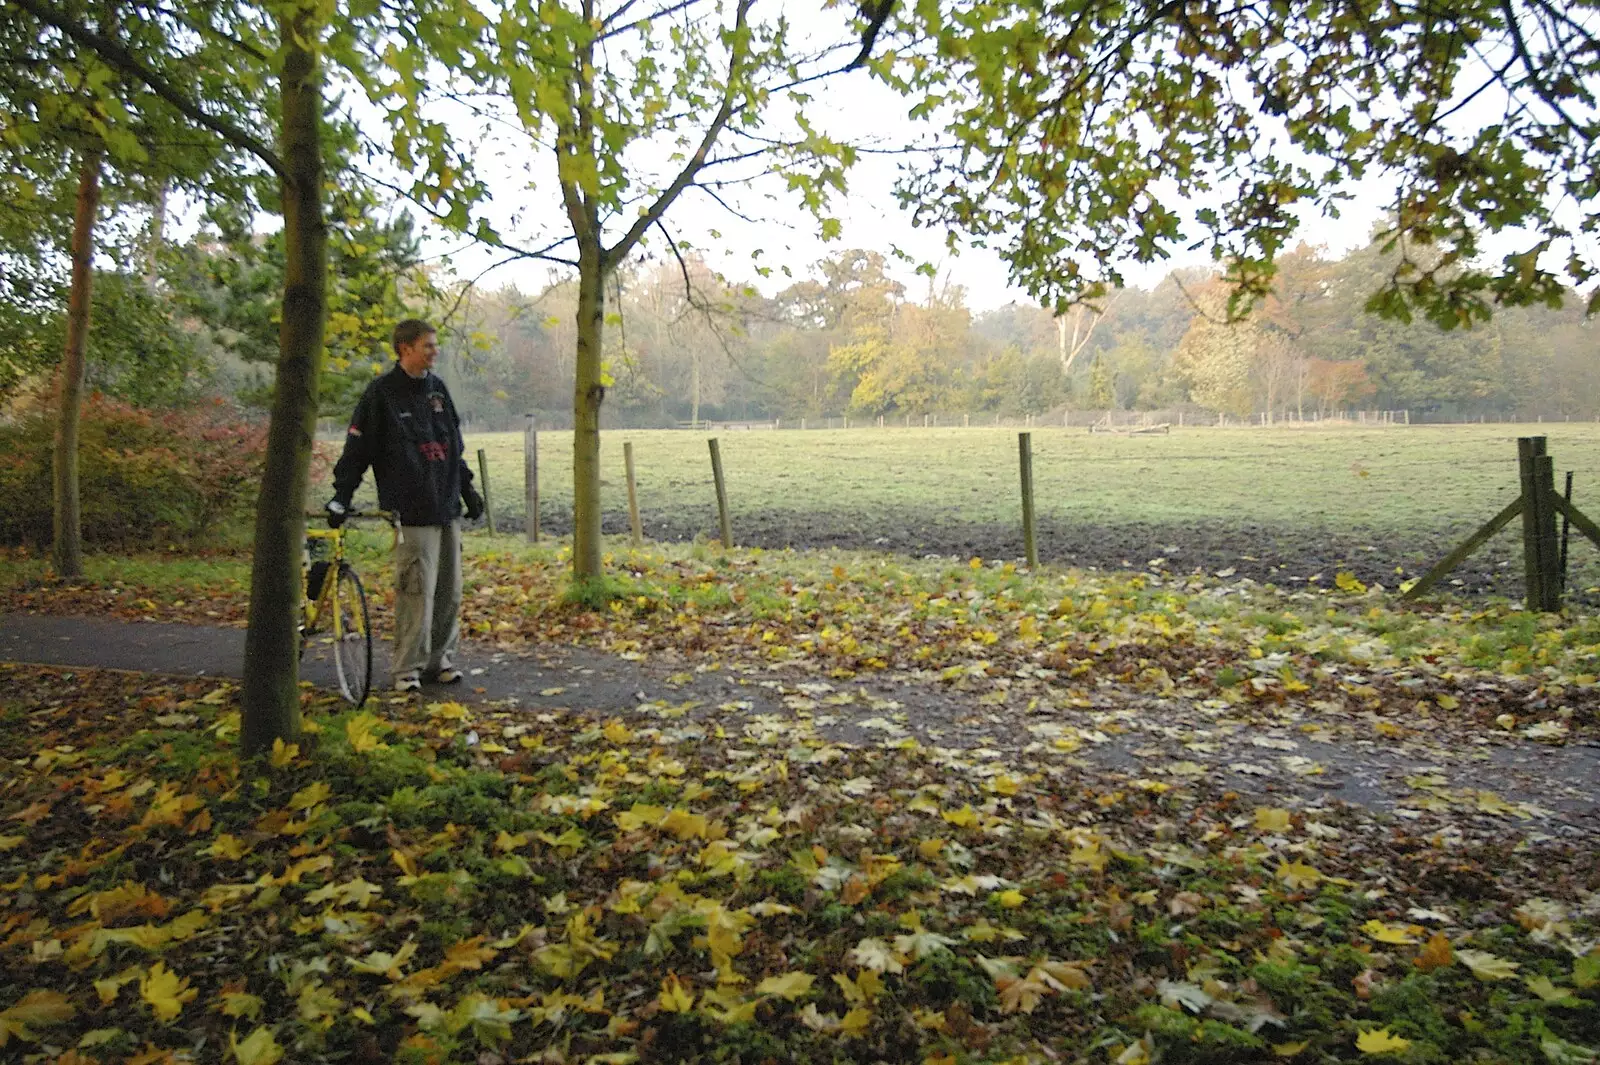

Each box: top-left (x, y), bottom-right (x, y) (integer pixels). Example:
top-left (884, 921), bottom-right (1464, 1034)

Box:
top-left (0, 396), bottom-right (270, 546)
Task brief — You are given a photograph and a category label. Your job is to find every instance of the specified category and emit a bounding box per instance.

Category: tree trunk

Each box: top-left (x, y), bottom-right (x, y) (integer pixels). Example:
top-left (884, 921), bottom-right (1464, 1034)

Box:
top-left (52, 149), bottom-right (103, 580)
top-left (691, 348), bottom-right (701, 428)
top-left (241, 2), bottom-right (327, 757)
top-left (571, 241), bottom-right (607, 580)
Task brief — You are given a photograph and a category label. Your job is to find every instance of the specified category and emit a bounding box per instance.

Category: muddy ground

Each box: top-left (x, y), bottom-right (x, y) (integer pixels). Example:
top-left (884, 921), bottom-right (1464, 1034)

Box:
top-left (509, 508), bottom-right (1596, 602)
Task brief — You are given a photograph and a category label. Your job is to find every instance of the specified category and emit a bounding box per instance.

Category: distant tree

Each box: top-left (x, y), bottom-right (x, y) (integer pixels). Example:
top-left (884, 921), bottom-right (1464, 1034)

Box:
top-left (1172, 286), bottom-right (1258, 415)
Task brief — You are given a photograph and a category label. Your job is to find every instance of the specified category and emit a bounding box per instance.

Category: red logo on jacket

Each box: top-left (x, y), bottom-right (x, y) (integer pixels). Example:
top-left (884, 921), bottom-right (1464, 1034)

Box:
top-left (419, 441), bottom-right (447, 461)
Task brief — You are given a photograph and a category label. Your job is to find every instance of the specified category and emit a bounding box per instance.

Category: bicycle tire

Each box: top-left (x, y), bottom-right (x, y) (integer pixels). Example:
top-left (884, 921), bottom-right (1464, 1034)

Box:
top-left (330, 562), bottom-right (373, 707)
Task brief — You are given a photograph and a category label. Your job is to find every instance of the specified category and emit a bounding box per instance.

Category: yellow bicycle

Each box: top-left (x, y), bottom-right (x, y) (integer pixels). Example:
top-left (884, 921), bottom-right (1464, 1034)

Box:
top-left (301, 510), bottom-right (390, 706)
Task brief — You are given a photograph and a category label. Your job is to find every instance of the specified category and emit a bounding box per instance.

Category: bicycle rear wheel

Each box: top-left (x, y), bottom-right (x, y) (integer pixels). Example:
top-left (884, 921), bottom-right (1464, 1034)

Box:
top-left (330, 563), bottom-right (373, 706)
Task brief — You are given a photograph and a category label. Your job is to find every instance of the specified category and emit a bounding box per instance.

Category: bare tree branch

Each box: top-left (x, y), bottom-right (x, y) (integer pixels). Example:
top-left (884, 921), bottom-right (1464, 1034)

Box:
top-left (607, 0), bottom-right (754, 265)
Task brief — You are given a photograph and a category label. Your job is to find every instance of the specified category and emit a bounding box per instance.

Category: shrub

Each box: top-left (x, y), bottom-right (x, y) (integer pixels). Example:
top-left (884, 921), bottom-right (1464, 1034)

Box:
top-left (0, 395), bottom-right (268, 547)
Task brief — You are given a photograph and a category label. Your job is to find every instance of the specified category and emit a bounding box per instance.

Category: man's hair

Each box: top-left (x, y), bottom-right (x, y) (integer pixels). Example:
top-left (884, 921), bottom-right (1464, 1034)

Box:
top-left (392, 319), bottom-right (436, 356)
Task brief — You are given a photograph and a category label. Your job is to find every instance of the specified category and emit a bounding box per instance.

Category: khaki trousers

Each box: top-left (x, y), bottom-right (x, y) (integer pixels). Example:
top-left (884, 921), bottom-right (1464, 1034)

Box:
top-left (392, 521), bottom-right (461, 678)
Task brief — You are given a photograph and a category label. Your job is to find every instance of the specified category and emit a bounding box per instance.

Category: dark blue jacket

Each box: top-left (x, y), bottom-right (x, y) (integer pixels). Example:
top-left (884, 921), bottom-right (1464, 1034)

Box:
top-left (331, 364), bottom-right (473, 526)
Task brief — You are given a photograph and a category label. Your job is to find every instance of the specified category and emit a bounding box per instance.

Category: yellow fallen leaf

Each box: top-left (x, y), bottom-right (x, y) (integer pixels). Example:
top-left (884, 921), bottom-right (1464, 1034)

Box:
top-left (755, 971), bottom-right (815, 1000)
top-left (0, 989), bottom-right (76, 1046)
top-left (268, 738), bottom-right (299, 767)
top-left (941, 805), bottom-right (979, 828)
top-left (1362, 920), bottom-right (1422, 945)
top-left (995, 889), bottom-right (1026, 909)
top-left (1435, 693), bottom-right (1460, 710)
top-left (231, 1025), bottom-right (284, 1065)
top-left (1254, 807), bottom-right (1292, 832)
top-left (1355, 1028), bottom-right (1411, 1054)
top-left (839, 1006), bottom-right (871, 1036)
top-left (1272, 1041), bottom-right (1309, 1058)
top-left (1456, 949), bottom-right (1519, 981)
top-left (1414, 931), bottom-right (1453, 971)
top-left (1276, 860), bottom-right (1322, 890)
top-left (345, 712), bottom-right (389, 753)
top-left (658, 974), bottom-right (695, 1013)
top-left (140, 961), bottom-right (197, 1022)
top-left (1524, 975), bottom-right (1580, 1005)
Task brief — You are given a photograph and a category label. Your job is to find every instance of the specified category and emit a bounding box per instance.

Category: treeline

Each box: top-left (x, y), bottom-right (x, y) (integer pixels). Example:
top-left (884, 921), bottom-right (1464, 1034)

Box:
top-left (441, 242), bottom-right (1597, 429)
top-left (3, 226), bottom-right (1593, 430)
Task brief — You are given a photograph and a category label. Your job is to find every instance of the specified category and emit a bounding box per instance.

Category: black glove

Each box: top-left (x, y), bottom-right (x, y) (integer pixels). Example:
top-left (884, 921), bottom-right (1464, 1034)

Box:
top-left (462, 486), bottom-right (485, 522)
top-left (325, 499), bottom-right (349, 529)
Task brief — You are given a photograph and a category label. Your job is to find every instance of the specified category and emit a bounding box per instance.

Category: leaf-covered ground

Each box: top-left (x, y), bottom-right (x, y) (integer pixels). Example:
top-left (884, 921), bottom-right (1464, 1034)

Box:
top-left (2, 540), bottom-right (1600, 1062)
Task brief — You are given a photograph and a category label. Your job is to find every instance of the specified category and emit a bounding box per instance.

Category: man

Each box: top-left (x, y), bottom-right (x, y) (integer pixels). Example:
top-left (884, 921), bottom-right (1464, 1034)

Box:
top-left (326, 319), bottom-right (484, 693)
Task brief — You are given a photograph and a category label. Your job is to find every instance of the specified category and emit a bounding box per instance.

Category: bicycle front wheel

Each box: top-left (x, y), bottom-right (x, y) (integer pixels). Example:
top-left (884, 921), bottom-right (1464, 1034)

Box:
top-left (330, 563), bottom-right (373, 707)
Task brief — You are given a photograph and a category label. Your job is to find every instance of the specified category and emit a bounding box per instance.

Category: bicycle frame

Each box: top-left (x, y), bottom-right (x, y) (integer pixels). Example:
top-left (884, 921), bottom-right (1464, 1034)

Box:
top-left (302, 526), bottom-right (348, 638)
top-left (300, 511), bottom-right (392, 638)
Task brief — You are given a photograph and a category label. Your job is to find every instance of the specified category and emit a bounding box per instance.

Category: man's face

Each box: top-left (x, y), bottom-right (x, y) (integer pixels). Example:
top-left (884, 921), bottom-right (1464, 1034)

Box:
top-left (399, 331), bottom-right (439, 373)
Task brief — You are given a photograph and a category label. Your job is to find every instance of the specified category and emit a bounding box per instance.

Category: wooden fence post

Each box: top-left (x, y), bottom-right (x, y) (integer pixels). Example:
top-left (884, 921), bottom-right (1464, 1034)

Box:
top-left (623, 441), bottom-right (643, 548)
top-left (1518, 437), bottom-right (1562, 611)
top-left (476, 448), bottom-right (496, 535)
top-left (523, 414), bottom-right (539, 543)
top-left (1018, 432), bottom-right (1038, 569)
top-left (708, 437), bottom-right (733, 549)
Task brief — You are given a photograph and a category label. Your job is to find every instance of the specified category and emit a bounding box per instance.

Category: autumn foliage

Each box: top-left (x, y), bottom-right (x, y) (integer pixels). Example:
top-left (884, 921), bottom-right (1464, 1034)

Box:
top-left (0, 397), bottom-right (269, 548)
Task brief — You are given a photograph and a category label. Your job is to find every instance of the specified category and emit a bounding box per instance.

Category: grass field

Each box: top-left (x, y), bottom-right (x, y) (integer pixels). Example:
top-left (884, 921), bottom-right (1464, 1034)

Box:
top-left (320, 423), bottom-right (1600, 597)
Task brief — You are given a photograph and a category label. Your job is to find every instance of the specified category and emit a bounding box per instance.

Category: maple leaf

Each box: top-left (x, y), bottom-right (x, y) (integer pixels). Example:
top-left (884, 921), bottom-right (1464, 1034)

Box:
top-left (453, 993), bottom-right (520, 1047)
top-left (1574, 954), bottom-right (1600, 990)
top-left (1031, 960), bottom-right (1092, 992)
top-left (1158, 980), bottom-right (1213, 1013)
top-left (230, 1026), bottom-right (284, 1065)
top-left (442, 936), bottom-right (497, 973)
top-left (894, 929), bottom-right (957, 960)
top-left (349, 941), bottom-right (418, 980)
top-left (140, 961), bottom-right (197, 1022)
top-left (848, 937), bottom-right (905, 974)
top-left (205, 833), bottom-right (249, 860)
top-left (1355, 1028), bottom-right (1411, 1054)
top-left (755, 971), bottom-right (815, 1000)
top-left (1361, 920), bottom-right (1421, 945)
top-left (1276, 860), bottom-right (1322, 890)
top-left (1524, 976), bottom-right (1582, 1006)
top-left (941, 805), bottom-right (980, 828)
top-left (345, 712), bottom-right (390, 753)
top-left (1456, 949), bottom-right (1520, 981)
top-left (1413, 931), bottom-right (1453, 971)
top-left (1254, 807), bottom-right (1292, 832)
top-left (0, 989), bottom-right (76, 1046)
top-left (288, 781), bottom-right (331, 811)
top-left (798, 1003), bottom-right (839, 1032)
top-left (658, 974), bottom-right (695, 1013)
top-left (219, 991), bottom-right (265, 1021)
top-left (994, 888), bottom-right (1026, 909)
top-left (93, 967), bottom-right (143, 1006)
top-left (699, 985), bottom-right (758, 1025)
top-left (839, 1006), bottom-right (872, 1036)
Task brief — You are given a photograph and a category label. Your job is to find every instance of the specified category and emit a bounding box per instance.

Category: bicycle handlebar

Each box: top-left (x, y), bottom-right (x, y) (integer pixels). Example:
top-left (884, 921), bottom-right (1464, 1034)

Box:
top-left (303, 510), bottom-right (396, 523)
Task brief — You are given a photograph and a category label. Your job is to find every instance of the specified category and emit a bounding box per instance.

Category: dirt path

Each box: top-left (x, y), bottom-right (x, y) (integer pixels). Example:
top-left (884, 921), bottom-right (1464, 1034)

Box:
top-left (3, 612), bottom-right (1596, 842)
